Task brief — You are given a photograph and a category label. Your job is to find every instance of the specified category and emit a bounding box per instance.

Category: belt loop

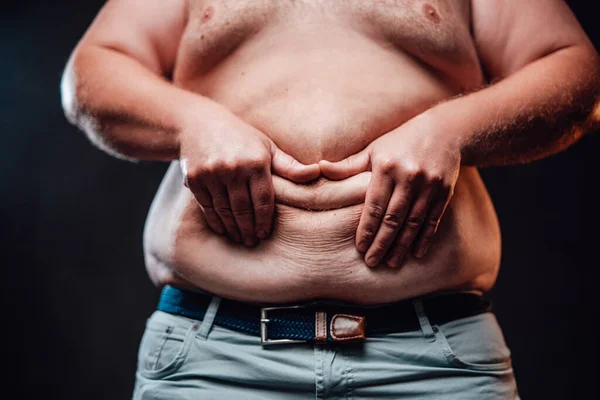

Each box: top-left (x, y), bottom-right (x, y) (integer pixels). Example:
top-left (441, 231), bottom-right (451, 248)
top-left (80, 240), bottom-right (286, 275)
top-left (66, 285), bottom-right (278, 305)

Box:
top-left (413, 299), bottom-right (436, 343)
top-left (197, 295), bottom-right (222, 340)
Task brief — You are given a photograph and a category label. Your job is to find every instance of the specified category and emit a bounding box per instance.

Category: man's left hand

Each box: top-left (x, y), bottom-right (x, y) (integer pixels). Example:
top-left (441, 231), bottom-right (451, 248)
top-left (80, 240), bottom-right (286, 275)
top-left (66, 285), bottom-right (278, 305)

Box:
top-left (319, 113), bottom-right (461, 268)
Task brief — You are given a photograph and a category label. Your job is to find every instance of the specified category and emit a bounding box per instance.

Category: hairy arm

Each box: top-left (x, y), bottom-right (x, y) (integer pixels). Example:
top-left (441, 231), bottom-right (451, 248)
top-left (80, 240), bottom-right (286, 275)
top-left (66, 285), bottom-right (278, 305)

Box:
top-left (431, 0), bottom-right (600, 167)
top-left (60, 0), bottom-right (202, 161)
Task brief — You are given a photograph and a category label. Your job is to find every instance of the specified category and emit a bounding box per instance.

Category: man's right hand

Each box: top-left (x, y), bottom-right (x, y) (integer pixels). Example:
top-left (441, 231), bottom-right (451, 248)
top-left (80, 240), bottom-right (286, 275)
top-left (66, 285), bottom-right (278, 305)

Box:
top-left (179, 104), bottom-right (320, 247)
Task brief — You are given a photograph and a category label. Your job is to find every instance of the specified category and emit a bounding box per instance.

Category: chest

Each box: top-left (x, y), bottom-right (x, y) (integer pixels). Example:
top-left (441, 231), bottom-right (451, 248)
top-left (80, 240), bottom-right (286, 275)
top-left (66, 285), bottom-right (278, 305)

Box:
top-left (178, 0), bottom-right (478, 77)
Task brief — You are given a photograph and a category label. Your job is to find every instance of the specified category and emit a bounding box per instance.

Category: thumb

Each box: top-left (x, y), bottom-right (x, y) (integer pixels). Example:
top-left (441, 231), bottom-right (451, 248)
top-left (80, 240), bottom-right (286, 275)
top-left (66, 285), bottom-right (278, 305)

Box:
top-left (319, 148), bottom-right (370, 180)
top-left (271, 142), bottom-right (321, 183)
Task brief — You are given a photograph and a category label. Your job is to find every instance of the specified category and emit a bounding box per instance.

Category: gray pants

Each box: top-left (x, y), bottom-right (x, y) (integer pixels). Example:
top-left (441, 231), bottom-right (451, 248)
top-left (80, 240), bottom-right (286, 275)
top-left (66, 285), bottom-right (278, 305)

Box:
top-left (133, 296), bottom-right (519, 399)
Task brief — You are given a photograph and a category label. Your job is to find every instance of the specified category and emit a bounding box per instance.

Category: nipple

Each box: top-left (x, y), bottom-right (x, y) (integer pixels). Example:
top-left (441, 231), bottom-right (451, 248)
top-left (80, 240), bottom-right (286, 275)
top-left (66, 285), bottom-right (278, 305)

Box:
top-left (423, 3), bottom-right (441, 24)
top-left (202, 5), bottom-right (215, 23)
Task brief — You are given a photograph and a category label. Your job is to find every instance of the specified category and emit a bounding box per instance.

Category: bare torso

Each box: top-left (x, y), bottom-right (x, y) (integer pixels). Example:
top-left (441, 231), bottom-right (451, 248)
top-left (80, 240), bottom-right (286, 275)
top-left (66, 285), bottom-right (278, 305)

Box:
top-left (143, 0), bottom-right (502, 304)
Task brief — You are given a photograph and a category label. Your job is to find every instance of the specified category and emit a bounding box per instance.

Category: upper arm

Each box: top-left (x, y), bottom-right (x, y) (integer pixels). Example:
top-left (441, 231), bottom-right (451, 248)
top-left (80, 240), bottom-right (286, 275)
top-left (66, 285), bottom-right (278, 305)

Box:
top-left (471, 0), bottom-right (595, 80)
top-left (76, 0), bottom-right (188, 77)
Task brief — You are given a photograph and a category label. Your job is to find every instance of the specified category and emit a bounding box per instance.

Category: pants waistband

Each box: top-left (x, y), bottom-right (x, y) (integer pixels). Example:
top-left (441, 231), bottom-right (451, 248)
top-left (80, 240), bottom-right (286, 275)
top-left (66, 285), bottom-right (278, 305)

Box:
top-left (156, 285), bottom-right (492, 344)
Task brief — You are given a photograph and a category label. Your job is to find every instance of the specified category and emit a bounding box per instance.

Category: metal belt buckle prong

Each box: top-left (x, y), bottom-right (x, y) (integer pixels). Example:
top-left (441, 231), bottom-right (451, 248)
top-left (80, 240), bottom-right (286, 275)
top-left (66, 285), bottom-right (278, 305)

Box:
top-left (260, 305), bottom-right (309, 346)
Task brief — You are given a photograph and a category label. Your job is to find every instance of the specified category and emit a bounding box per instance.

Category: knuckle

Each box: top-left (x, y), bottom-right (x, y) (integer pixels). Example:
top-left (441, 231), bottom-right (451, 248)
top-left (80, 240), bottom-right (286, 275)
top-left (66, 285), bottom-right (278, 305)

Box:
top-left (404, 167), bottom-right (424, 183)
top-left (246, 155), bottom-right (270, 172)
top-left (232, 207), bottom-right (254, 218)
top-left (361, 226), bottom-right (377, 241)
top-left (204, 159), bottom-right (238, 175)
top-left (383, 212), bottom-right (403, 229)
top-left (367, 203), bottom-right (386, 219)
top-left (425, 218), bottom-right (440, 228)
top-left (405, 215), bottom-right (424, 229)
top-left (223, 160), bottom-right (241, 173)
top-left (199, 203), bottom-right (216, 211)
top-left (186, 167), bottom-right (206, 182)
top-left (254, 203), bottom-right (272, 215)
top-left (426, 173), bottom-right (444, 185)
top-left (377, 158), bottom-right (397, 173)
top-left (215, 207), bottom-right (234, 219)
top-left (201, 160), bottom-right (221, 174)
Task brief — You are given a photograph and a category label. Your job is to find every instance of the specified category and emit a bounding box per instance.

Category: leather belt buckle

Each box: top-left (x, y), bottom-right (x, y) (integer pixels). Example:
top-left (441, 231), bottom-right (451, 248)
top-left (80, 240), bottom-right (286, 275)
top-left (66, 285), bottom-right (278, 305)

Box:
top-left (260, 305), bottom-right (367, 346)
top-left (260, 305), bottom-right (310, 346)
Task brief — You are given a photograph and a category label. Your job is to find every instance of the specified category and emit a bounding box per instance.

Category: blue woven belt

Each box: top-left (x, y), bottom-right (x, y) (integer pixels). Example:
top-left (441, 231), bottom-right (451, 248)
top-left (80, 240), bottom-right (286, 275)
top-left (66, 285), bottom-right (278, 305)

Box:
top-left (157, 285), bottom-right (491, 344)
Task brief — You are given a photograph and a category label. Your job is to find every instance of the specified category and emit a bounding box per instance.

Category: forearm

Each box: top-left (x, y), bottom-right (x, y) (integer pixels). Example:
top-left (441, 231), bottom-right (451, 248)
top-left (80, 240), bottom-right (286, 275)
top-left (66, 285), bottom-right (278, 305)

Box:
top-left (430, 45), bottom-right (600, 167)
top-left (61, 45), bottom-right (219, 161)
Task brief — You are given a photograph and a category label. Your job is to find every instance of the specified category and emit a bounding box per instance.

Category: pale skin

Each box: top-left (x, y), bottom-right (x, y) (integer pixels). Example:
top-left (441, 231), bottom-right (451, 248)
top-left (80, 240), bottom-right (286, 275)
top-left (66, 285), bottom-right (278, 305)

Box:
top-left (62, 0), bottom-right (600, 304)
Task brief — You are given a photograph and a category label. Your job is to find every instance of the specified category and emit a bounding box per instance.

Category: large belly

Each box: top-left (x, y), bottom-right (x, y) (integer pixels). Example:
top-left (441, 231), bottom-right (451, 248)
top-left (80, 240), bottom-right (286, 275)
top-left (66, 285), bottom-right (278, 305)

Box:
top-left (143, 24), bottom-right (500, 304)
top-left (144, 163), bottom-right (501, 304)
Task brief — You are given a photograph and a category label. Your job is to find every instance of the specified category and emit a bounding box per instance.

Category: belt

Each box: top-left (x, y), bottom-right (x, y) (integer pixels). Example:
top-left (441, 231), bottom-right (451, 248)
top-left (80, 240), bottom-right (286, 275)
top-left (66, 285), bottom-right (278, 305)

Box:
top-left (157, 285), bottom-right (491, 345)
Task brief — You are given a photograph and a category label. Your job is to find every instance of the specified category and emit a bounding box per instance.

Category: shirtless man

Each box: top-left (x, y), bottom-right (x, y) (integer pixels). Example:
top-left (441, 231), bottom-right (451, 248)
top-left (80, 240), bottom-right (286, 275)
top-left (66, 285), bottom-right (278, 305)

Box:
top-left (61, 0), bottom-right (600, 398)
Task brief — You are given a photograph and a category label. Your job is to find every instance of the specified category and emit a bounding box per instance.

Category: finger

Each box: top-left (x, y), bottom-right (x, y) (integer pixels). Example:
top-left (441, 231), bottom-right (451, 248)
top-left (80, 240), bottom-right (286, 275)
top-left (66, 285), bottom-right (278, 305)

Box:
top-left (385, 186), bottom-right (436, 268)
top-left (363, 180), bottom-right (414, 268)
top-left (249, 168), bottom-right (275, 239)
top-left (412, 186), bottom-right (453, 258)
top-left (356, 171), bottom-right (394, 261)
top-left (273, 172), bottom-right (371, 210)
top-left (188, 182), bottom-right (226, 235)
top-left (319, 149), bottom-right (370, 180)
top-left (271, 143), bottom-right (320, 183)
top-left (227, 178), bottom-right (257, 247)
top-left (206, 181), bottom-right (241, 243)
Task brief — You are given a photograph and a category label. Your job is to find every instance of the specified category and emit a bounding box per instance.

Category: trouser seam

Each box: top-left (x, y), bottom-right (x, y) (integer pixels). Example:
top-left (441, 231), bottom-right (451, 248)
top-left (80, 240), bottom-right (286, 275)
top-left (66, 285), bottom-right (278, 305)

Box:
top-left (315, 344), bottom-right (325, 400)
top-left (341, 348), bottom-right (355, 400)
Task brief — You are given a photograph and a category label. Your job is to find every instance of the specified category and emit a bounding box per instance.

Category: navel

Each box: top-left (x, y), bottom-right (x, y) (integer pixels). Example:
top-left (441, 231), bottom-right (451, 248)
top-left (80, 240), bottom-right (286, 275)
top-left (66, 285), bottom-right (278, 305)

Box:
top-left (422, 3), bottom-right (441, 24)
top-left (202, 5), bottom-right (215, 23)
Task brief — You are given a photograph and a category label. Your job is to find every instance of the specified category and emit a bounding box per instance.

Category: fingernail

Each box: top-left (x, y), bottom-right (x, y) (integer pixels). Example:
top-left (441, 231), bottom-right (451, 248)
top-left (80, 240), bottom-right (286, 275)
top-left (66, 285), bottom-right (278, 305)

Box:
top-left (256, 230), bottom-right (268, 239)
top-left (389, 252), bottom-right (404, 266)
top-left (415, 247), bottom-right (427, 258)
top-left (357, 241), bottom-right (369, 252)
top-left (387, 255), bottom-right (398, 267)
top-left (366, 256), bottom-right (379, 267)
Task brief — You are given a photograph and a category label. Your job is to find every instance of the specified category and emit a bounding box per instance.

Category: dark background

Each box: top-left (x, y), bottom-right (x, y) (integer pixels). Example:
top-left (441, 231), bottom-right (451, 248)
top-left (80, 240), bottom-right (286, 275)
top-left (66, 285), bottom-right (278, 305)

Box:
top-left (1, 1), bottom-right (598, 399)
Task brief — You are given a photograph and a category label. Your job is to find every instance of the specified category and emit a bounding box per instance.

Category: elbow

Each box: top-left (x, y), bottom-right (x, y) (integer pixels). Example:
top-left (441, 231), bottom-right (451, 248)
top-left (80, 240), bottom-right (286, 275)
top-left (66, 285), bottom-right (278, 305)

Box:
top-left (586, 64), bottom-right (600, 134)
top-left (60, 52), bottom-right (81, 127)
top-left (60, 49), bottom-right (137, 161)
top-left (555, 45), bottom-right (600, 141)
top-left (585, 90), bottom-right (600, 136)
top-left (578, 46), bottom-right (600, 135)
